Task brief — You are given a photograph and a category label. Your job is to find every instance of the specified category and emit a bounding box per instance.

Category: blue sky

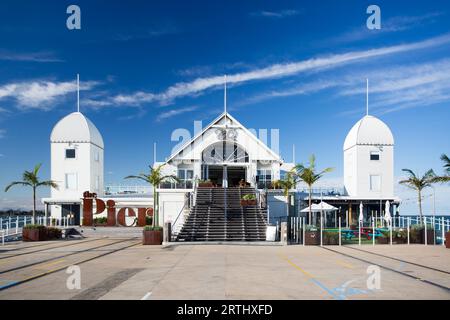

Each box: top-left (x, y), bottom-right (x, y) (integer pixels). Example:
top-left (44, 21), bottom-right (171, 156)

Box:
top-left (0, 0), bottom-right (449, 214)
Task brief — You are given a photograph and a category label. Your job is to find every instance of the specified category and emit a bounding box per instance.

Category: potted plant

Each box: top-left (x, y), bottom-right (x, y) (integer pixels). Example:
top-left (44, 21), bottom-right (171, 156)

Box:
top-left (240, 194), bottom-right (256, 206)
top-left (143, 225), bottom-right (163, 245)
top-left (323, 231), bottom-right (339, 245)
top-left (304, 225), bottom-right (320, 245)
top-left (410, 224), bottom-right (435, 244)
top-left (46, 227), bottom-right (62, 240)
top-left (22, 224), bottom-right (47, 241)
top-left (93, 216), bottom-right (108, 226)
top-left (198, 179), bottom-right (214, 188)
top-left (376, 231), bottom-right (390, 244)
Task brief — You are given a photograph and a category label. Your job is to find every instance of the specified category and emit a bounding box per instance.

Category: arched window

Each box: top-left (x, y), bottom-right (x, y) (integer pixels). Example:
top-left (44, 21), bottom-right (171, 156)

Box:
top-left (202, 141), bottom-right (248, 164)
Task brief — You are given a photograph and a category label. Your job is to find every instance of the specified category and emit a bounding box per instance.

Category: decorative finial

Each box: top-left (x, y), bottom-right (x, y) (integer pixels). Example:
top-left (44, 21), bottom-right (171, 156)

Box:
top-left (224, 74), bottom-right (227, 114)
top-left (366, 78), bottom-right (369, 116)
top-left (77, 74), bottom-right (80, 113)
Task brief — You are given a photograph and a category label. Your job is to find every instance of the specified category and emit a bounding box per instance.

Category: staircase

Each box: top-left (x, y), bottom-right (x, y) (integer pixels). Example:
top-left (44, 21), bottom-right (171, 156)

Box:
top-left (176, 187), bottom-right (267, 241)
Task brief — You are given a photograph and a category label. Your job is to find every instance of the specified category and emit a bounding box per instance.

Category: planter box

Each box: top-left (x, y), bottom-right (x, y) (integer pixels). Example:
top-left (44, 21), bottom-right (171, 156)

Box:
top-left (410, 229), bottom-right (435, 244)
top-left (323, 234), bottom-right (339, 245)
top-left (240, 199), bottom-right (256, 206)
top-left (445, 232), bottom-right (450, 249)
top-left (198, 182), bottom-right (214, 188)
top-left (305, 231), bottom-right (320, 245)
top-left (22, 228), bottom-right (47, 241)
top-left (376, 237), bottom-right (389, 244)
top-left (143, 230), bottom-right (163, 245)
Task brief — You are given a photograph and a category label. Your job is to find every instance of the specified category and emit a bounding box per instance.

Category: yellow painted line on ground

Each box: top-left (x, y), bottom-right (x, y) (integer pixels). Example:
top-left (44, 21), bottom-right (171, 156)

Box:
top-left (335, 260), bottom-right (354, 269)
top-left (278, 253), bottom-right (315, 278)
top-left (35, 259), bottom-right (66, 269)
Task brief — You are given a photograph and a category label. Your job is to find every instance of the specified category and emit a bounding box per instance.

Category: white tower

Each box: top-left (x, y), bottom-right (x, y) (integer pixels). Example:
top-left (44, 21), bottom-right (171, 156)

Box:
top-left (343, 115), bottom-right (394, 198)
top-left (50, 112), bottom-right (104, 216)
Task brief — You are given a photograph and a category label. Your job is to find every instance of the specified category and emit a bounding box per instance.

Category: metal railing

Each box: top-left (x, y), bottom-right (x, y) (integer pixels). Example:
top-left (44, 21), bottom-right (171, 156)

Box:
top-left (170, 203), bottom-right (188, 241)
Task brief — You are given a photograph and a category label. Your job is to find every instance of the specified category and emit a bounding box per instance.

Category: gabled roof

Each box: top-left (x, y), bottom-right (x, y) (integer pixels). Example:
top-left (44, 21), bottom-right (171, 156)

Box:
top-left (165, 112), bottom-right (282, 163)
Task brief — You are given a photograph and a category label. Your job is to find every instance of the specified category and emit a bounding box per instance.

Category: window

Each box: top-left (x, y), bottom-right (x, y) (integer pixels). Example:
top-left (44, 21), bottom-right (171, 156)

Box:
top-left (256, 169), bottom-right (272, 189)
top-left (370, 151), bottom-right (380, 161)
top-left (177, 169), bottom-right (194, 188)
top-left (370, 175), bottom-right (381, 191)
top-left (65, 149), bottom-right (76, 159)
top-left (65, 173), bottom-right (77, 190)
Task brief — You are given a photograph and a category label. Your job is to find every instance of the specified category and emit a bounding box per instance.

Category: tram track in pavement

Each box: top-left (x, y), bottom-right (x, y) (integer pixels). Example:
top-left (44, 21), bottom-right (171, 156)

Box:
top-left (0, 238), bottom-right (138, 275)
top-left (0, 238), bottom-right (141, 291)
top-left (0, 238), bottom-right (104, 260)
top-left (343, 246), bottom-right (450, 275)
top-left (320, 246), bottom-right (450, 293)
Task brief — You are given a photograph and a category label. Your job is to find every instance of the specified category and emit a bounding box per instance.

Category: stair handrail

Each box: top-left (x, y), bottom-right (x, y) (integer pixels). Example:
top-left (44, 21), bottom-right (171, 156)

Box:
top-left (171, 202), bottom-right (188, 241)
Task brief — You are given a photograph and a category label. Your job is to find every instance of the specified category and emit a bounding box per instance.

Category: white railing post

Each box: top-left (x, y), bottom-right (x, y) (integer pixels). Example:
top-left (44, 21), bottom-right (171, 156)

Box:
top-left (0, 217), bottom-right (2, 230)
top-left (372, 217), bottom-right (375, 246)
top-left (16, 216), bottom-right (19, 234)
top-left (442, 217), bottom-right (445, 247)
top-left (358, 220), bottom-right (361, 246)
top-left (407, 217), bottom-right (410, 245)
top-left (390, 219), bottom-right (393, 246)
top-left (320, 213), bottom-right (323, 247)
top-left (424, 217), bottom-right (428, 246)
top-left (8, 217), bottom-right (11, 230)
top-left (302, 217), bottom-right (305, 246)
top-left (339, 217), bottom-right (342, 246)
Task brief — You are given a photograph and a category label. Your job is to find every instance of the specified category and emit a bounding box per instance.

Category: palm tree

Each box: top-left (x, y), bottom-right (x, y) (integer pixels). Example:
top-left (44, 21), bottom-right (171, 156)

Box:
top-left (125, 164), bottom-right (178, 227)
top-left (432, 154), bottom-right (450, 183)
top-left (278, 169), bottom-right (298, 216)
top-left (4, 163), bottom-right (58, 223)
top-left (294, 154), bottom-right (334, 225)
top-left (399, 169), bottom-right (436, 224)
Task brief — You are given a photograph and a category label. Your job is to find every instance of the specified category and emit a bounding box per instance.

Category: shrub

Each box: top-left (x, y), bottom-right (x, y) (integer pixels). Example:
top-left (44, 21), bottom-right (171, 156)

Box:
top-left (46, 227), bottom-right (62, 239)
top-left (305, 225), bottom-right (318, 232)
top-left (23, 224), bottom-right (46, 230)
top-left (144, 225), bottom-right (163, 231)
top-left (242, 194), bottom-right (256, 200)
top-left (323, 231), bottom-right (339, 245)
top-left (145, 216), bottom-right (153, 225)
top-left (93, 217), bottom-right (108, 224)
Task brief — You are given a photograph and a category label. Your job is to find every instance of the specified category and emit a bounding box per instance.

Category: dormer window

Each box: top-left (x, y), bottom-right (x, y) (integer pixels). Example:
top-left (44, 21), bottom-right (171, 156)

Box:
top-left (66, 149), bottom-right (76, 159)
top-left (370, 151), bottom-right (380, 161)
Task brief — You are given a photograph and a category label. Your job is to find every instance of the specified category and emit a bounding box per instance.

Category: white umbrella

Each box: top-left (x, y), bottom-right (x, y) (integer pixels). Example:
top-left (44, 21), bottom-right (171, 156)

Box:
top-left (384, 200), bottom-right (391, 224)
top-left (359, 202), bottom-right (364, 223)
top-left (301, 202), bottom-right (338, 212)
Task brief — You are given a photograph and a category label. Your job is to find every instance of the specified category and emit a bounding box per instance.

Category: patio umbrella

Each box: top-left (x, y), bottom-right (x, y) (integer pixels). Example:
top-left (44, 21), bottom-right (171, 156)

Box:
top-left (384, 200), bottom-right (391, 224)
top-left (359, 202), bottom-right (364, 223)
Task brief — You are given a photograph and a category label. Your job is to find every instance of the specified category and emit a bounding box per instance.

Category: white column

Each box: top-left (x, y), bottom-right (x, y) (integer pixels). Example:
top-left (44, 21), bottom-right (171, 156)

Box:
top-left (424, 216), bottom-right (428, 246)
top-left (372, 217), bottom-right (375, 246)
top-left (339, 217), bottom-right (342, 246)
top-left (302, 217), bottom-right (305, 246)
top-left (442, 217), bottom-right (445, 246)
top-left (407, 217), bottom-right (410, 245)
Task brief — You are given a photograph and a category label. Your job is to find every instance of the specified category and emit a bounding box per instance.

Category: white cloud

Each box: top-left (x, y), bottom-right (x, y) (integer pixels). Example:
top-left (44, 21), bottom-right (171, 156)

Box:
top-left (0, 50), bottom-right (62, 62)
top-left (330, 12), bottom-right (444, 44)
top-left (101, 33), bottom-right (450, 107)
top-left (156, 106), bottom-right (198, 122)
top-left (250, 9), bottom-right (300, 19)
top-left (0, 79), bottom-right (100, 110)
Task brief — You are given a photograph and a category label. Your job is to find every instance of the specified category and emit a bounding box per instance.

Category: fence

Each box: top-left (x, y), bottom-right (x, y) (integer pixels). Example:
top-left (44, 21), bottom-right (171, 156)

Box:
top-left (284, 215), bottom-right (450, 246)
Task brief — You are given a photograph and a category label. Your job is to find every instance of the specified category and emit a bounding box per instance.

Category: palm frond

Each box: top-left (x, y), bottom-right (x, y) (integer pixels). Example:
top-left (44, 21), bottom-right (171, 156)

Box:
top-left (5, 181), bottom-right (32, 192)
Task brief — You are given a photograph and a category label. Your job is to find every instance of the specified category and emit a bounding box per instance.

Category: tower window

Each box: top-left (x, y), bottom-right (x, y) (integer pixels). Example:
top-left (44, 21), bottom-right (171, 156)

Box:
top-left (66, 149), bottom-right (76, 159)
top-left (370, 175), bottom-right (381, 191)
top-left (65, 173), bottom-right (78, 190)
top-left (370, 151), bottom-right (380, 161)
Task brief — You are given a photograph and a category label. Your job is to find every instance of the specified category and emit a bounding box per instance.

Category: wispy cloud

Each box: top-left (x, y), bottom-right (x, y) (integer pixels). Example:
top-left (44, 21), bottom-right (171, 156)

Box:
top-left (0, 50), bottom-right (62, 62)
top-left (156, 106), bottom-right (198, 122)
top-left (113, 24), bottom-right (178, 41)
top-left (0, 79), bottom-right (100, 110)
top-left (97, 33), bottom-right (450, 107)
top-left (0, 128), bottom-right (5, 138)
top-left (250, 9), bottom-right (300, 19)
top-left (330, 12), bottom-right (444, 44)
